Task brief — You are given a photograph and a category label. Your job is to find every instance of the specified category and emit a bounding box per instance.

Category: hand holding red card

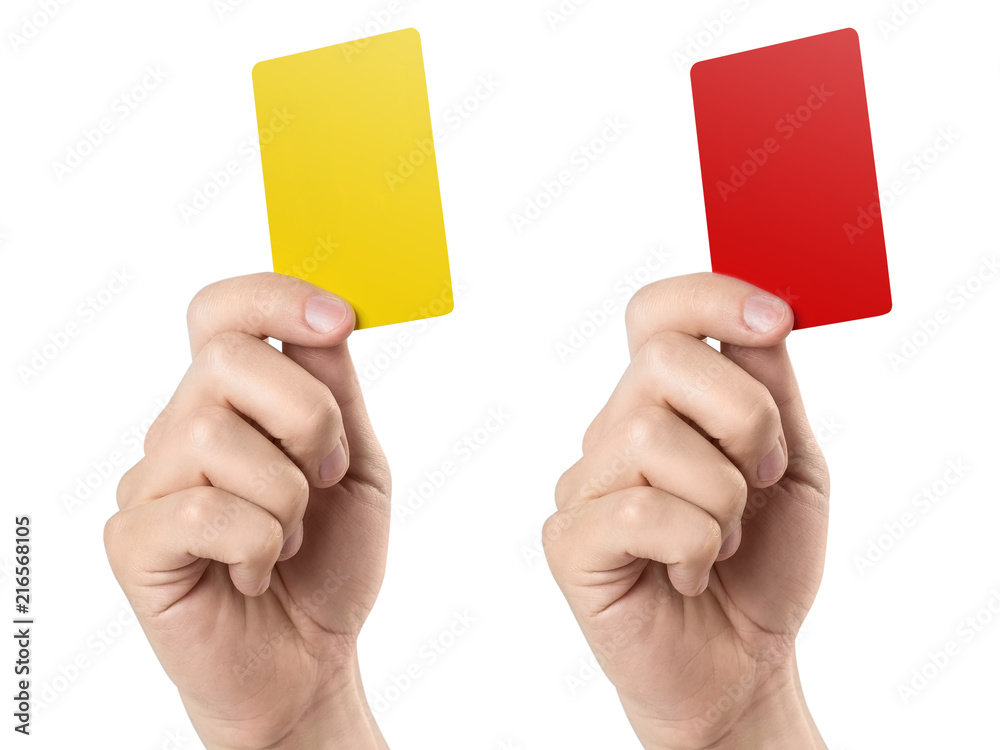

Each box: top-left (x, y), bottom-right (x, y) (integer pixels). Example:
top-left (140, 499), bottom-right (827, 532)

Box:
top-left (691, 28), bottom-right (892, 329)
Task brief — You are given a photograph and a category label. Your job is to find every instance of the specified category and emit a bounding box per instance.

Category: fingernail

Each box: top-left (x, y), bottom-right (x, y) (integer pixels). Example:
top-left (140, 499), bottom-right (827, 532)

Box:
top-left (279, 524), bottom-right (303, 559)
top-left (305, 296), bottom-right (348, 333)
top-left (319, 443), bottom-right (347, 483)
top-left (718, 525), bottom-right (742, 559)
top-left (743, 295), bottom-right (787, 334)
top-left (757, 442), bottom-right (786, 483)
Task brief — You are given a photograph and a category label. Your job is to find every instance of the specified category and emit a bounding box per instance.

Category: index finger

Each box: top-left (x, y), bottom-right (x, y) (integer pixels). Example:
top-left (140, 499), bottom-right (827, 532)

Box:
top-left (182, 272), bottom-right (386, 489)
top-left (624, 272), bottom-right (793, 357)
top-left (619, 270), bottom-right (827, 493)
top-left (186, 272), bottom-right (357, 358)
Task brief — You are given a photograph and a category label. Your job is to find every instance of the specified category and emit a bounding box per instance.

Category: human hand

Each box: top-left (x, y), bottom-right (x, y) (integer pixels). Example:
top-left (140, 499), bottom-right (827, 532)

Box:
top-left (105, 273), bottom-right (390, 749)
top-left (545, 273), bottom-right (830, 749)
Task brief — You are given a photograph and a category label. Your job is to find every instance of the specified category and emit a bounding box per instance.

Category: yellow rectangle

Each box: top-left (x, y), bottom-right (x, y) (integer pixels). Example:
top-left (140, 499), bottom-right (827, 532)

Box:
top-left (252, 28), bottom-right (453, 329)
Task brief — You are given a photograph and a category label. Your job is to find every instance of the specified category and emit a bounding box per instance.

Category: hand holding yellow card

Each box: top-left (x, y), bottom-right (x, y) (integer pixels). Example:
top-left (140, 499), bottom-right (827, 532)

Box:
top-left (252, 28), bottom-right (453, 329)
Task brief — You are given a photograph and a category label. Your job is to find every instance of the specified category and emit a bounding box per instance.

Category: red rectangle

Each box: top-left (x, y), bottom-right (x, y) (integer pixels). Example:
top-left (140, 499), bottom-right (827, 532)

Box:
top-left (691, 28), bottom-right (891, 329)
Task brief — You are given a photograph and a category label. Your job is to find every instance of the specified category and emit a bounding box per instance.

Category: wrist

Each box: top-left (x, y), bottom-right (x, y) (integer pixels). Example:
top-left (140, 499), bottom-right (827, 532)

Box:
top-left (696, 654), bottom-right (825, 750)
top-left (198, 650), bottom-right (387, 750)
top-left (266, 652), bottom-right (387, 750)
top-left (630, 652), bottom-right (825, 750)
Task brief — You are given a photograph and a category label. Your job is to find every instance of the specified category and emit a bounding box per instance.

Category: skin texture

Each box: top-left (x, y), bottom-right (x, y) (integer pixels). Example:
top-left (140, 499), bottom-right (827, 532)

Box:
top-left (545, 273), bottom-right (830, 750)
top-left (104, 273), bottom-right (390, 750)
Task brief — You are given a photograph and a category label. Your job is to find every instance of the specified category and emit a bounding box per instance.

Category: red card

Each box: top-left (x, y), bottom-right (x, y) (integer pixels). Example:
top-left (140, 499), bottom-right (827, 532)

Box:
top-left (691, 28), bottom-right (891, 329)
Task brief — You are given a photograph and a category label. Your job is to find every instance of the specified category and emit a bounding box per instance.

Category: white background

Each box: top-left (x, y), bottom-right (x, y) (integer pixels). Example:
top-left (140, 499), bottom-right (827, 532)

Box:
top-left (3, 0), bottom-right (999, 747)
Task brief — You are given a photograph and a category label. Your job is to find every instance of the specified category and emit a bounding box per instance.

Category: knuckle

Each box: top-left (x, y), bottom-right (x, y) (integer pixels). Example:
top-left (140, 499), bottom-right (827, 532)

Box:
top-left (199, 329), bottom-right (249, 375)
top-left (541, 514), bottom-right (561, 554)
top-left (249, 274), bottom-right (280, 326)
top-left (722, 465), bottom-right (749, 518)
top-left (142, 416), bottom-right (166, 455)
top-left (141, 399), bottom-right (177, 456)
top-left (541, 508), bottom-right (578, 559)
top-left (745, 385), bottom-right (780, 434)
top-left (694, 514), bottom-right (723, 561)
top-left (581, 415), bottom-right (603, 455)
top-left (554, 467), bottom-right (574, 509)
top-left (102, 512), bottom-right (126, 560)
top-left (185, 406), bottom-right (230, 452)
top-left (624, 285), bottom-right (650, 332)
top-left (116, 463), bottom-right (139, 509)
top-left (260, 516), bottom-right (285, 561)
top-left (285, 466), bottom-right (311, 518)
top-left (186, 281), bottom-right (218, 334)
top-left (301, 384), bottom-right (340, 437)
top-left (253, 456), bottom-right (310, 512)
top-left (612, 489), bottom-right (652, 535)
top-left (679, 274), bottom-right (713, 319)
top-left (686, 274), bottom-right (713, 304)
top-left (637, 331), bottom-right (678, 374)
top-left (623, 405), bottom-right (667, 453)
top-left (177, 489), bottom-right (215, 533)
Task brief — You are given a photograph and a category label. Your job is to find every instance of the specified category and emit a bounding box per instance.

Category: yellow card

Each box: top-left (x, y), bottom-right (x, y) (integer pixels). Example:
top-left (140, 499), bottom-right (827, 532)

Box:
top-left (252, 28), bottom-right (453, 329)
